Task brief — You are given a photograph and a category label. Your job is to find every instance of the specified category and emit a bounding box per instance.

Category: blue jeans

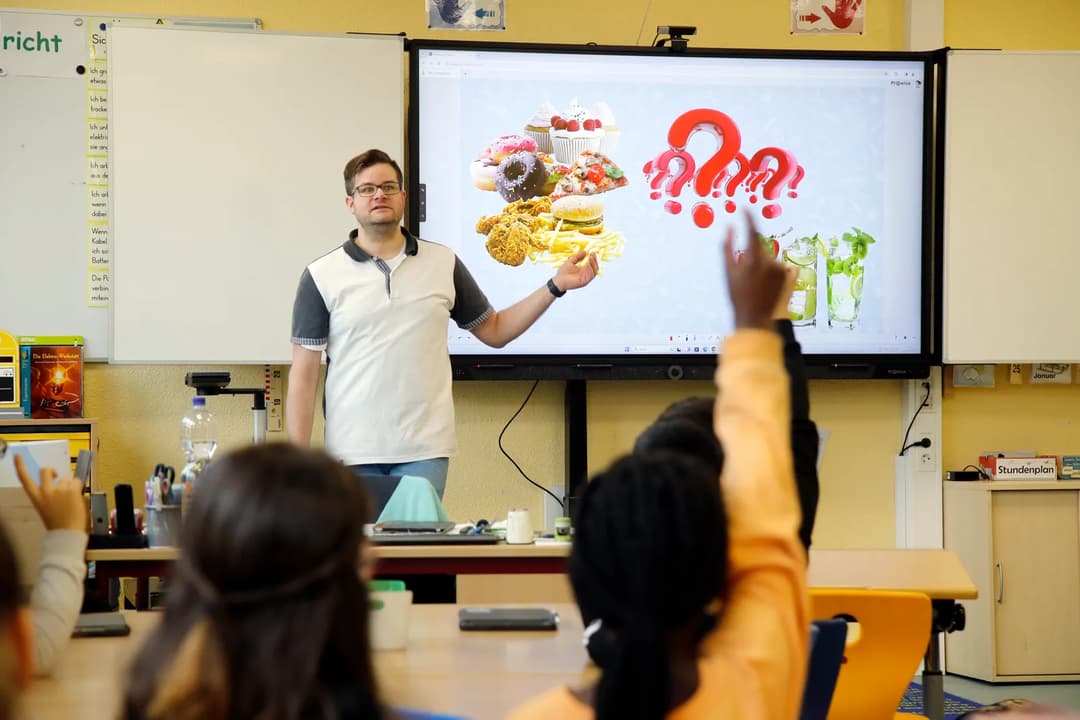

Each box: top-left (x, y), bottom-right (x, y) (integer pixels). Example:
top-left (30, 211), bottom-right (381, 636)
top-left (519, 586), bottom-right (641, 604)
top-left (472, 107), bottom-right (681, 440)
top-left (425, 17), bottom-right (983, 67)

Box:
top-left (353, 457), bottom-right (449, 499)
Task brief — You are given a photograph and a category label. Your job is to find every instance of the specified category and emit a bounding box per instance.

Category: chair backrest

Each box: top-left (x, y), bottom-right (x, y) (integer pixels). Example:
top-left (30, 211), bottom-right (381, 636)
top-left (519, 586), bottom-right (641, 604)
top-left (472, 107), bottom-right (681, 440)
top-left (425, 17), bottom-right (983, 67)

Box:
top-left (810, 589), bottom-right (932, 720)
top-left (800, 618), bottom-right (849, 720)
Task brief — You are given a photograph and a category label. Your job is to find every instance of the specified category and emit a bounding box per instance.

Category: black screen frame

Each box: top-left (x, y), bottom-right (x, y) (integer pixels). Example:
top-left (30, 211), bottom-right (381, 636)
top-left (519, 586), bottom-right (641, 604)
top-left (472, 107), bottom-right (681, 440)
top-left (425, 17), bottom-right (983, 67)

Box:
top-left (407, 40), bottom-right (939, 381)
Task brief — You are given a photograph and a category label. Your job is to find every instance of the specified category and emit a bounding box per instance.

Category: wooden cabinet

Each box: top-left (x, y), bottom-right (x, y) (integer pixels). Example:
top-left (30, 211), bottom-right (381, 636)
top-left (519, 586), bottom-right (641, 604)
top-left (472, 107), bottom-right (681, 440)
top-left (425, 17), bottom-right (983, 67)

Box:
top-left (945, 481), bottom-right (1080, 681)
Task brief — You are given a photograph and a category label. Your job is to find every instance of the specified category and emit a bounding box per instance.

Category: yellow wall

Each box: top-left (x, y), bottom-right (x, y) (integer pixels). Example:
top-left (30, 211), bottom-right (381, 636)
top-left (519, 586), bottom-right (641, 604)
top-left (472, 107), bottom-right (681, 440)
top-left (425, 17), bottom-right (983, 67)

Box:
top-left (7, 0), bottom-right (1077, 548)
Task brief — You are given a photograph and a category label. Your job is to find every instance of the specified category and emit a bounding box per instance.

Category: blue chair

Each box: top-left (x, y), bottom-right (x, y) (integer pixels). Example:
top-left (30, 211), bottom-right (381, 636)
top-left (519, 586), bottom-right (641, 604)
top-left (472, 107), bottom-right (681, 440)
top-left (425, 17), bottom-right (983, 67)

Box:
top-left (394, 709), bottom-right (467, 720)
top-left (800, 618), bottom-right (848, 720)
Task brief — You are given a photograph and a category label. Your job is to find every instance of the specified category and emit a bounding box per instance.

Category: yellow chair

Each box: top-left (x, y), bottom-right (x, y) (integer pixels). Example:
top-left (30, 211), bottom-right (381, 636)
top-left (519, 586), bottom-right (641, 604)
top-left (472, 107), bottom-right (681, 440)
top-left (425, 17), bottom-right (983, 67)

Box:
top-left (810, 589), bottom-right (931, 720)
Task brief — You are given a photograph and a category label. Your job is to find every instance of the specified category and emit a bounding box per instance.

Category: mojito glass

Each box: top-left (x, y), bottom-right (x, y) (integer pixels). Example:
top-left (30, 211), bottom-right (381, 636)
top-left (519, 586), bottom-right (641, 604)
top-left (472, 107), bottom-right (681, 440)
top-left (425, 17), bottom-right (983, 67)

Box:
top-left (782, 235), bottom-right (819, 326)
top-left (826, 228), bottom-right (875, 328)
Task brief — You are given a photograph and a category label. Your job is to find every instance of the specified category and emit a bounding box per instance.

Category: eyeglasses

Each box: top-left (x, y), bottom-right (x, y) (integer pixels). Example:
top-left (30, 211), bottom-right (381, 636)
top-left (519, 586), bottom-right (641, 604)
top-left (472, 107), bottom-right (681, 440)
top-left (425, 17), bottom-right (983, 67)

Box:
top-left (353, 182), bottom-right (402, 197)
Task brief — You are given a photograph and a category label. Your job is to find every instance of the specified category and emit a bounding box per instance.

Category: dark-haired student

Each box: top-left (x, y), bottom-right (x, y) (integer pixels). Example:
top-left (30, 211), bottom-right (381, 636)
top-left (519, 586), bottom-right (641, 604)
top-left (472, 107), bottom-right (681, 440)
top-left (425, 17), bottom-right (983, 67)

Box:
top-left (121, 443), bottom-right (387, 720)
top-left (635, 265), bottom-right (820, 551)
top-left (507, 215), bottom-right (809, 720)
top-left (0, 518), bottom-right (31, 720)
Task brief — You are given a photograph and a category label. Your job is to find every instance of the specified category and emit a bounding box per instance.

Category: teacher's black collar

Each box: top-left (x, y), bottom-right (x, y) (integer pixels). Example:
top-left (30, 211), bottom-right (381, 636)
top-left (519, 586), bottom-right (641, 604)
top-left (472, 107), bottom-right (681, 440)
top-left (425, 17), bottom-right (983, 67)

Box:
top-left (343, 226), bottom-right (419, 262)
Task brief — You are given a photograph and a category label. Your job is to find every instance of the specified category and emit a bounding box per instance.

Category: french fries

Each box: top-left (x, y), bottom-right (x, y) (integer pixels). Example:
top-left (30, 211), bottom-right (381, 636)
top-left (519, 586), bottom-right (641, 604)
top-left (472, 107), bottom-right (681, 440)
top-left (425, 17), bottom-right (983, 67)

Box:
top-left (530, 227), bottom-right (624, 269)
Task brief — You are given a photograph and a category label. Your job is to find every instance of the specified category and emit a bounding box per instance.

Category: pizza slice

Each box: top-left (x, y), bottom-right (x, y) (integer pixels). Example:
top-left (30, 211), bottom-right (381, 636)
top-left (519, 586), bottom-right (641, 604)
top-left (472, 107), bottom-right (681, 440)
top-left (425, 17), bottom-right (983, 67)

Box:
top-left (550, 151), bottom-right (629, 198)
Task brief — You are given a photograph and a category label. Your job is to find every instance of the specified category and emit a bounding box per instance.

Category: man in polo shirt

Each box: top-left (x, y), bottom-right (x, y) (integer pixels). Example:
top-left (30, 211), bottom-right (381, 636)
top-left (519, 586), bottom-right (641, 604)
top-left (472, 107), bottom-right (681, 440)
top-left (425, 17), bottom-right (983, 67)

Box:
top-left (287, 149), bottom-right (599, 498)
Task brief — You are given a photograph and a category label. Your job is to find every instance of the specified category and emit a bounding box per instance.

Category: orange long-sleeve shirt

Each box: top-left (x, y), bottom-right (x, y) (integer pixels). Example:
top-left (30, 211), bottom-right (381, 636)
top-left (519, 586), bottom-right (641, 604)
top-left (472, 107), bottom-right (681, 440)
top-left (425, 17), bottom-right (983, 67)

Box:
top-left (506, 330), bottom-right (809, 720)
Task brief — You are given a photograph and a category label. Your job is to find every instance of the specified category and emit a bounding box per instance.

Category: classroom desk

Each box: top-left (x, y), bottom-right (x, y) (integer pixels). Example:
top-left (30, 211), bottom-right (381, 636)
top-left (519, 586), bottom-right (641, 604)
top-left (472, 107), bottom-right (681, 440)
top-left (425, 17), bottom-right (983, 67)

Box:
top-left (809, 549), bottom-right (978, 720)
top-left (87, 543), bottom-right (573, 608)
top-left (85, 546), bottom-right (975, 720)
top-left (21, 603), bottom-right (592, 720)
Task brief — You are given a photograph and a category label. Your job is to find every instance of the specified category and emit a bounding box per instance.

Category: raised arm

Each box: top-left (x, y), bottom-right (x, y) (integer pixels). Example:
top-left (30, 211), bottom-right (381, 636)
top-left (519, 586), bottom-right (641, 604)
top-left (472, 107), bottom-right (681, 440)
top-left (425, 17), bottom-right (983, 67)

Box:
top-left (470, 250), bottom-right (598, 348)
top-left (773, 269), bottom-right (820, 550)
top-left (14, 454), bottom-right (88, 676)
top-left (703, 216), bottom-right (809, 720)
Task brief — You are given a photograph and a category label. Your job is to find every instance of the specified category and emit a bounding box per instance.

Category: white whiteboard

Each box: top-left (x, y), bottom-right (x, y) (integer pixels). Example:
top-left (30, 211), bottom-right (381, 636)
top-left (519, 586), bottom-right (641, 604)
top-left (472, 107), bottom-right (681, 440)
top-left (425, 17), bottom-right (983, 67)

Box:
top-left (943, 50), bottom-right (1080, 363)
top-left (0, 11), bottom-right (260, 361)
top-left (109, 26), bottom-right (404, 363)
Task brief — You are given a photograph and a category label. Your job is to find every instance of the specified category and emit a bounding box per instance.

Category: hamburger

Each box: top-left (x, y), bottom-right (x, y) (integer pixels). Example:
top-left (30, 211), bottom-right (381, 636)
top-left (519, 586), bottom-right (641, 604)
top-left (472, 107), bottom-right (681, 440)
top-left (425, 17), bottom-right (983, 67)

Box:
top-left (551, 195), bottom-right (604, 236)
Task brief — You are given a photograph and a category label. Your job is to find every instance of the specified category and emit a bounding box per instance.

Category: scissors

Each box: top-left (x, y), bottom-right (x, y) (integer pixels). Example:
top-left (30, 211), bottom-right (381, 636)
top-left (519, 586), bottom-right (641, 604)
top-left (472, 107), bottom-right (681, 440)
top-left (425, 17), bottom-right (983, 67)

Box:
top-left (154, 463), bottom-right (176, 502)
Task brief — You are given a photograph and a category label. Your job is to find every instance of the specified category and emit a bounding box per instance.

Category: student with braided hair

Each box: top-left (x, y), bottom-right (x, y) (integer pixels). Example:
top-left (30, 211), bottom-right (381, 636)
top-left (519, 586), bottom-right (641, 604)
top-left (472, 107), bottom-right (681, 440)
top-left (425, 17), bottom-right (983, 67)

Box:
top-left (508, 215), bottom-right (809, 720)
top-left (121, 443), bottom-right (386, 720)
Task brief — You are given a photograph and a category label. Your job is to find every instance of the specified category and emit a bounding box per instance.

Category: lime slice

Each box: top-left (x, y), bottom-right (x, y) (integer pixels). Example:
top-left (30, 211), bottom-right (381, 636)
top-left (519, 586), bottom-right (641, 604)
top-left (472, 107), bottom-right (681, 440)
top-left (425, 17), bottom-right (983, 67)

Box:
top-left (852, 274), bottom-right (864, 300)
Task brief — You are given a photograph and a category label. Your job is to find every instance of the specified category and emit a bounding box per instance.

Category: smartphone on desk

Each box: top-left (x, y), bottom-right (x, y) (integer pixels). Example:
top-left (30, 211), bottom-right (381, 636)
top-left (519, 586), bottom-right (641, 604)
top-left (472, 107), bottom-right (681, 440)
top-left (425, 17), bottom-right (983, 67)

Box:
top-left (72, 613), bottom-right (131, 638)
top-left (458, 607), bottom-right (559, 631)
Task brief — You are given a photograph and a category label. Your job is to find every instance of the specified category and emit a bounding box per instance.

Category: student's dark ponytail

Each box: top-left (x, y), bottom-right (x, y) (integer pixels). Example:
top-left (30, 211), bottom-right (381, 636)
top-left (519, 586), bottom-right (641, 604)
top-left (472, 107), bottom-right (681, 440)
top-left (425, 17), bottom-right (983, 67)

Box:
top-left (570, 452), bottom-right (728, 720)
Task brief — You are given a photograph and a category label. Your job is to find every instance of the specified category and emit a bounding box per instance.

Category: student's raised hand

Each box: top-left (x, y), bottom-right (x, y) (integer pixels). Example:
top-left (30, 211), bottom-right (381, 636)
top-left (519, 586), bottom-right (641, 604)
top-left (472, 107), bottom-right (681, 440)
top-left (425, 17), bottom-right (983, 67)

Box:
top-left (724, 212), bottom-right (789, 330)
top-left (14, 454), bottom-right (87, 532)
top-left (772, 265), bottom-right (798, 320)
top-left (552, 250), bottom-right (600, 292)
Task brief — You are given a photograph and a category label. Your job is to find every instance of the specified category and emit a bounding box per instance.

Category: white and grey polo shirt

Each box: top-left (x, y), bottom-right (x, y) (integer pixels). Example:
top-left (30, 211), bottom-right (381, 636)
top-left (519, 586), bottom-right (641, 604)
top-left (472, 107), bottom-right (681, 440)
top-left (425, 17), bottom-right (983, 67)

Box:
top-left (291, 227), bottom-right (492, 465)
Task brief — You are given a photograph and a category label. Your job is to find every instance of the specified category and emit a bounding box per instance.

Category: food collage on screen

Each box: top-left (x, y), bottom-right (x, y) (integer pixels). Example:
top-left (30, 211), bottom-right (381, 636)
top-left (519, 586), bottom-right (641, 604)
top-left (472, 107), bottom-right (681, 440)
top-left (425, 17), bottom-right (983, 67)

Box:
top-left (470, 99), bottom-right (628, 270)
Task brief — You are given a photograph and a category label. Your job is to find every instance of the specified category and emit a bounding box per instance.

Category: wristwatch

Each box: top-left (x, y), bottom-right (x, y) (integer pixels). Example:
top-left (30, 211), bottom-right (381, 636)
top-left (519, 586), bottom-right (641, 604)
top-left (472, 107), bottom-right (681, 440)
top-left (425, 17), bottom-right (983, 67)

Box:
top-left (546, 278), bottom-right (566, 298)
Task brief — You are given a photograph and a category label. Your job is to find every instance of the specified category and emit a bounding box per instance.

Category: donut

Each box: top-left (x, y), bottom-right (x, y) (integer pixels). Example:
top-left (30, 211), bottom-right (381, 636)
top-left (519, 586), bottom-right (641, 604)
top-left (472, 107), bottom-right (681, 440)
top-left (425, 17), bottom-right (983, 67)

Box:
top-left (488, 134), bottom-right (538, 163)
top-left (495, 151), bottom-right (549, 202)
top-left (469, 160), bottom-right (498, 191)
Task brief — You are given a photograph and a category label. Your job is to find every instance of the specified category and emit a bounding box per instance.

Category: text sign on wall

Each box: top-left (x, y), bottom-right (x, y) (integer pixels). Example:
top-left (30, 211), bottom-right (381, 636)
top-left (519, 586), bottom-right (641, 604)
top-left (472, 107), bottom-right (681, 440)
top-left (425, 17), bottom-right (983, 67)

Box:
top-left (0, 13), bottom-right (86, 78)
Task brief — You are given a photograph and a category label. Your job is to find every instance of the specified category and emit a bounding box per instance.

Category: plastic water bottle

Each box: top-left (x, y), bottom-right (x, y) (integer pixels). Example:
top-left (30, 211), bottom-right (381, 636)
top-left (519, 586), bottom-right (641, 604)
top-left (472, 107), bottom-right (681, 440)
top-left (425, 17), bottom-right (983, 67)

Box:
top-left (180, 396), bottom-right (217, 495)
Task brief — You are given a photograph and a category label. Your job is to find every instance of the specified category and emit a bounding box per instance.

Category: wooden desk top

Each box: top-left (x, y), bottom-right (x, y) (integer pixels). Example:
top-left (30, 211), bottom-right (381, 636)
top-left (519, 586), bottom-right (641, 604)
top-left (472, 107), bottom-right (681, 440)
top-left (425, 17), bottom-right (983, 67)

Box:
top-left (22, 603), bottom-right (590, 720)
top-left (86, 541), bottom-right (574, 563)
top-left (88, 545), bottom-right (978, 601)
top-left (808, 548), bottom-right (978, 600)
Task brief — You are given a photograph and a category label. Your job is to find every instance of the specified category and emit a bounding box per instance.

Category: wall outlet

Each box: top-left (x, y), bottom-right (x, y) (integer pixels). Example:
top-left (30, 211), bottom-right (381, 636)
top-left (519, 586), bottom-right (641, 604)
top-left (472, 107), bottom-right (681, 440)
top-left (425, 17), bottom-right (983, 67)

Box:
top-left (918, 445), bottom-right (936, 471)
top-left (908, 367), bottom-right (941, 413)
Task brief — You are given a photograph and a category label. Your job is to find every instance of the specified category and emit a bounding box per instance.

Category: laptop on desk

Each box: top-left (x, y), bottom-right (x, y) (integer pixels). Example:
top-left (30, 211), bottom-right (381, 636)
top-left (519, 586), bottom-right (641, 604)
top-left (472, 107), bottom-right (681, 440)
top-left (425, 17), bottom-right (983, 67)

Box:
top-left (370, 532), bottom-right (499, 546)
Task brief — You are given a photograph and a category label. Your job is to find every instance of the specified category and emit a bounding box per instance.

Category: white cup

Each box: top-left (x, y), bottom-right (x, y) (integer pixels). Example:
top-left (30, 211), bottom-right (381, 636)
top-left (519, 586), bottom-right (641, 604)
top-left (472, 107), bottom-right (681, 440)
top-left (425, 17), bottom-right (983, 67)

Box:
top-left (369, 589), bottom-right (412, 651)
top-left (506, 509), bottom-right (533, 544)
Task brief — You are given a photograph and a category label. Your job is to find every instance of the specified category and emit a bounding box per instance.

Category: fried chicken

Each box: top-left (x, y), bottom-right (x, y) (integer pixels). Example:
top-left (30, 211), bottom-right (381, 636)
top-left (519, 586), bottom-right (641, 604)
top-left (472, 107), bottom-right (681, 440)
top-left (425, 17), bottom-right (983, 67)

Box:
top-left (485, 221), bottom-right (530, 266)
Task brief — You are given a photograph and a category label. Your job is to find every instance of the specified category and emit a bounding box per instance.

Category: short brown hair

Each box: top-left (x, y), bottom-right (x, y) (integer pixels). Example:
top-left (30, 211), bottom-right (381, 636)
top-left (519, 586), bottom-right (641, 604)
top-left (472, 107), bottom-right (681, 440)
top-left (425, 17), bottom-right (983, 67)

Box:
top-left (343, 149), bottom-right (403, 195)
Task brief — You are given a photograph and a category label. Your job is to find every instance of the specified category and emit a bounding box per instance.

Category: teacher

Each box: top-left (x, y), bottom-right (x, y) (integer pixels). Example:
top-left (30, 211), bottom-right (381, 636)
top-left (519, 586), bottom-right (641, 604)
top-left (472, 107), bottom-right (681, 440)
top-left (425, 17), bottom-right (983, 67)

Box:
top-left (287, 149), bottom-right (598, 498)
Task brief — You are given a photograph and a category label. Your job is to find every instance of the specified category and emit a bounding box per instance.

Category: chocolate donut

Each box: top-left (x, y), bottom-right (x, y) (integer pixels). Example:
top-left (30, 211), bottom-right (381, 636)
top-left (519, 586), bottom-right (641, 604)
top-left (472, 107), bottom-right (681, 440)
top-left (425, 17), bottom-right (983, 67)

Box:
top-left (495, 151), bottom-right (549, 202)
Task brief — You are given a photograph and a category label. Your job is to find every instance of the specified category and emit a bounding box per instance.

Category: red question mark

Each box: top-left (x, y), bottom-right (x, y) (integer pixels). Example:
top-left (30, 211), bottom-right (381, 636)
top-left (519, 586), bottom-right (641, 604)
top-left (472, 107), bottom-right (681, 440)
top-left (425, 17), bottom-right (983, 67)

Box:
top-left (711, 152), bottom-right (748, 197)
top-left (645, 149), bottom-right (696, 208)
top-left (667, 109), bottom-right (742, 199)
top-left (721, 154), bottom-right (751, 214)
top-left (747, 147), bottom-right (798, 219)
top-left (788, 165), bottom-right (805, 198)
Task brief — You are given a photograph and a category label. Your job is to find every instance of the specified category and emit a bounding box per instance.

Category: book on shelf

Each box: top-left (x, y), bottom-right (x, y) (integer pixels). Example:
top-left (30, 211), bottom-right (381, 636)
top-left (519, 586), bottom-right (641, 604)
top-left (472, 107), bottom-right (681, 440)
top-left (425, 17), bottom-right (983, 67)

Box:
top-left (17, 336), bottom-right (84, 419)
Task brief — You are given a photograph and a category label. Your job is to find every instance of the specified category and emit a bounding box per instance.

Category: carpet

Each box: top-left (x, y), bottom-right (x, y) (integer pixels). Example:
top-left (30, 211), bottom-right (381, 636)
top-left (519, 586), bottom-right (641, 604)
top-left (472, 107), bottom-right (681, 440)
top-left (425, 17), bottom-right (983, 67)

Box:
top-left (899, 682), bottom-right (983, 719)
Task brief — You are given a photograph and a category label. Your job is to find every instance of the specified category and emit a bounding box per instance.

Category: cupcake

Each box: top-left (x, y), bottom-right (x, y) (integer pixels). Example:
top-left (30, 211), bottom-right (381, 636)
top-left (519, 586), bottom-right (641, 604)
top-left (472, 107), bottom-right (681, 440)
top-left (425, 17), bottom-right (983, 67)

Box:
top-left (589, 101), bottom-right (620, 157)
top-left (524, 101), bottom-right (557, 154)
top-left (549, 99), bottom-right (604, 164)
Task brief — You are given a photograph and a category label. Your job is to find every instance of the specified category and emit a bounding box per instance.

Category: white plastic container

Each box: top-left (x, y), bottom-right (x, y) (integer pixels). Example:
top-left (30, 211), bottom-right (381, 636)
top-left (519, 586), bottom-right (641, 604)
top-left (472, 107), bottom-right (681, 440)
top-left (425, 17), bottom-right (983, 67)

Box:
top-left (369, 589), bottom-right (413, 651)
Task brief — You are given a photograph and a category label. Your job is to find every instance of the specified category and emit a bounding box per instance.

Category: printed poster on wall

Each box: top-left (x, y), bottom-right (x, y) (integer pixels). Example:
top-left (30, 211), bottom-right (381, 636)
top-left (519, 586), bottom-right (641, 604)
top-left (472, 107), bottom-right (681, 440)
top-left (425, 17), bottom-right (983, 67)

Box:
top-left (791, 0), bottom-right (865, 34)
top-left (427, 0), bottom-right (505, 31)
